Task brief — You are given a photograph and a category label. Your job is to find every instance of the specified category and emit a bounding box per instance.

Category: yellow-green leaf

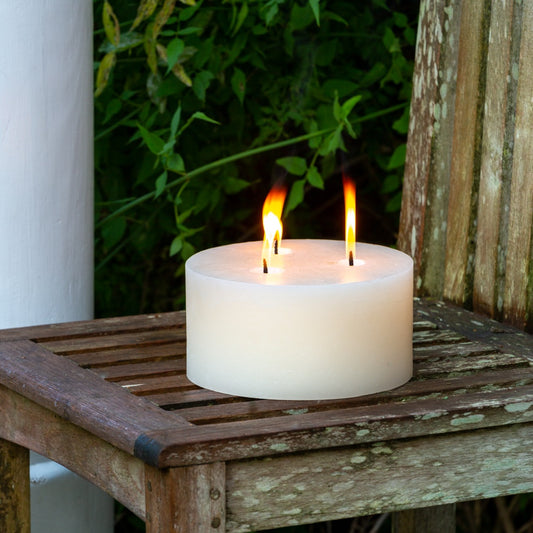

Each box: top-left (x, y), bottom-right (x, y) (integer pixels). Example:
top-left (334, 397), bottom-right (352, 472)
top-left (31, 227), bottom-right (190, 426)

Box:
top-left (103, 1), bottom-right (120, 46)
top-left (145, 25), bottom-right (158, 74)
top-left (131, 0), bottom-right (159, 31)
top-left (156, 44), bottom-right (192, 86)
top-left (179, 0), bottom-right (196, 6)
top-left (154, 0), bottom-right (177, 40)
top-left (95, 52), bottom-right (116, 97)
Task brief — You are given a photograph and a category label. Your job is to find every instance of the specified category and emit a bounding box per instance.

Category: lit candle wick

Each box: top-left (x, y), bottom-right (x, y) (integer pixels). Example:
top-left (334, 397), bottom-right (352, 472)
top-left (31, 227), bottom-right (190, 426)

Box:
top-left (263, 258), bottom-right (268, 274)
top-left (349, 250), bottom-right (354, 266)
top-left (274, 238), bottom-right (279, 255)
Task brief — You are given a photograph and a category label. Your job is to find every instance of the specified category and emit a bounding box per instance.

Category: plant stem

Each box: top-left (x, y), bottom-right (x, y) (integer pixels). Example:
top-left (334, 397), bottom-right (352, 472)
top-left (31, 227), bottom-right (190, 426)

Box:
top-left (95, 102), bottom-right (408, 229)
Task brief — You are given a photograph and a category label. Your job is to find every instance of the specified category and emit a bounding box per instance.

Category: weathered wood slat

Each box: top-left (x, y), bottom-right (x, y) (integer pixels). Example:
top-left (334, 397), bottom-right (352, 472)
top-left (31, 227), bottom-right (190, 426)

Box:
top-left (398, 0), bottom-right (462, 293)
top-left (0, 439), bottom-right (30, 533)
top-left (502, 0), bottom-right (533, 329)
top-left (0, 386), bottom-right (146, 520)
top-left (415, 299), bottom-right (533, 359)
top-left (0, 311), bottom-right (185, 342)
top-left (443, 0), bottom-right (489, 305)
top-left (138, 385), bottom-right (533, 467)
top-left (96, 359), bottom-right (185, 382)
top-left (0, 340), bottom-right (191, 455)
top-left (473, 0), bottom-right (515, 318)
top-left (70, 342), bottom-right (184, 367)
top-left (172, 367), bottom-right (533, 425)
top-left (39, 328), bottom-right (185, 355)
top-left (413, 352), bottom-right (527, 376)
top-left (117, 373), bottom-right (193, 394)
top-left (225, 423), bottom-right (533, 532)
top-left (413, 341), bottom-right (498, 359)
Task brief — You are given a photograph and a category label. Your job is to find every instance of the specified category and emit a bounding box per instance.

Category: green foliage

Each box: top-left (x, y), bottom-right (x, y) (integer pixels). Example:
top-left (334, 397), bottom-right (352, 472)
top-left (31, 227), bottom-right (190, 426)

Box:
top-left (94, 0), bottom-right (417, 317)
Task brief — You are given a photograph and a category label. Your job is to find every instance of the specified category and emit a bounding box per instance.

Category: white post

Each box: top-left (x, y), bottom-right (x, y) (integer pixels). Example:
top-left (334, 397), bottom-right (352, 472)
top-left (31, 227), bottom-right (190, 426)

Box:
top-left (0, 2), bottom-right (113, 532)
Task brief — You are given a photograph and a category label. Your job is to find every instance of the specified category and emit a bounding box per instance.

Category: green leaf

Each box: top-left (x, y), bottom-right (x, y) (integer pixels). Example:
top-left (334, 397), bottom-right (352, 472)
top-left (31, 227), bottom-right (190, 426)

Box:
top-left (308, 0), bottom-right (320, 26)
top-left (308, 120), bottom-right (322, 149)
top-left (381, 174), bottom-right (400, 194)
top-left (155, 170), bottom-right (168, 198)
top-left (276, 156), bottom-right (307, 176)
top-left (387, 144), bottom-right (407, 170)
top-left (285, 179), bottom-right (306, 213)
top-left (181, 241), bottom-right (195, 260)
top-left (104, 98), bottom-right (122, 124)
top-left (138, 124), bottom-right (165, 155)
top-left (170, 105), bottom-right (182, 138)
top-left (333, 92), bottom-right (342, 122)
top-left (306, 166), bottom-right (324, 189)
top-left (190, 111), bottom-right (220, 125)
top-left (393, 11), bottom-right (408, 28)
top-left (383, 27), bottom-right (400, 53)
top-left (166, 38), bottom-right (185, 71)
top-left (231, 68), bottom-right (246, 105)
top-left (322, 125), bottom-right (346, 154)
top-left (166, 153), bottom-right (185, 173)
top-left (192, 70), bottom-right (215, 101)
top-left (232, 1), bottom-right (249, 35)
top-left (101, 216), bottom-right (126, 250)
top-left (103, 1), bottom-right (120, 46)
top-left (176, 26), bottom-right (202, 35)
top-left (385, 191), bottom-right (403, 213)
top-left (223, 177), bottom-right (250, 194)
top-left (393, 107), bottom-right (410, 134)
top-left (341, 94), bottom-right (362, 117)
top-left (170, 236), bottom-right (183, 257)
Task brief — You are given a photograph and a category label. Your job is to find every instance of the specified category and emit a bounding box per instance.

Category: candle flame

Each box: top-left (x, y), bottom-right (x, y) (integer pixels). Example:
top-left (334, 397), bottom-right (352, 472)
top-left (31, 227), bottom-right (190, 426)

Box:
top-left (343, 174), bottom-right (356, 265)
top-left (262, 184), bottom-right (287, 273)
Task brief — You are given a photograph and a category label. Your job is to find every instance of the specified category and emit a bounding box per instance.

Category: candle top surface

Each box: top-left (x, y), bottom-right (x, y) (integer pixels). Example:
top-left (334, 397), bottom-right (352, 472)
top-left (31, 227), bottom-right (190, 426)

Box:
top-left (186, 240), bottom-right (412, 286)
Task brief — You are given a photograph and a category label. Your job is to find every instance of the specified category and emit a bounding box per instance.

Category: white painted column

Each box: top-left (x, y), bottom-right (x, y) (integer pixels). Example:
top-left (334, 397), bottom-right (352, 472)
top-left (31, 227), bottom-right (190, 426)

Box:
top-left (0, 2), bottom-right (113, 532)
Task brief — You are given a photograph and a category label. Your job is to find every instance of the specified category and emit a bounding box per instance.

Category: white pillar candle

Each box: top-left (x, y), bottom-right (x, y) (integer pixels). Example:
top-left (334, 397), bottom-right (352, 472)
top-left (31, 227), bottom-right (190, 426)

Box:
top-left (186, 240), bottom-right (413, 400)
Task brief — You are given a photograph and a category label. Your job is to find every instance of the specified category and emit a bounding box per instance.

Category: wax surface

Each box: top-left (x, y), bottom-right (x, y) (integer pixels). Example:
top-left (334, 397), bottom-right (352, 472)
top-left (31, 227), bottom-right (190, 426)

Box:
top-left (186, 240), bottom-right (413, 400)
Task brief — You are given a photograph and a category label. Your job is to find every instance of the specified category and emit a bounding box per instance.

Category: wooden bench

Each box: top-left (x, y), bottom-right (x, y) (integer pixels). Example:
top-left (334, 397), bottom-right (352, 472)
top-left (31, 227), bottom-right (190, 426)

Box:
top-left (0, 300), bottom-right (532, 532)
top-left (1, 0), bottom-right (532, 531)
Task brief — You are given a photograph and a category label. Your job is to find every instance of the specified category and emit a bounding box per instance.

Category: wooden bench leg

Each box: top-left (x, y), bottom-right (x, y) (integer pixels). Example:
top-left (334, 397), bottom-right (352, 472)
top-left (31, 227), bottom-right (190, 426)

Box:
top-left (145, 462), bottom-right (226, 532)
top-left (392, 504), bottom-right (455, 533)
top-left (0, 439), bottom-right (30, 533)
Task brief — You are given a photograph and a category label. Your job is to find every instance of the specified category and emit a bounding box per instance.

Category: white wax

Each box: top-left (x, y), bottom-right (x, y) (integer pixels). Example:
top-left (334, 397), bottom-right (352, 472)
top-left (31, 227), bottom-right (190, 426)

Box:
top-left (186, 240), bottom-right (413, 400)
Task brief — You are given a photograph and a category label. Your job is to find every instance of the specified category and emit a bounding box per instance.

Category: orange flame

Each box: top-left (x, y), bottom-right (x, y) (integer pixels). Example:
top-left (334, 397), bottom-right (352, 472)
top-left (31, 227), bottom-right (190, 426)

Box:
top-left (343, 174), bottom-right (356, 265)
top-left (261, 184), bottom-right (287, 273)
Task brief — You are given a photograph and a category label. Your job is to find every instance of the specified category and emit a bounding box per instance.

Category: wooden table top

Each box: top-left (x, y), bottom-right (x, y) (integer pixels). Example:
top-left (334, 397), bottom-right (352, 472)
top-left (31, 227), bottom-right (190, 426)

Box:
top-left (0, 298), bottom-right (532, 469)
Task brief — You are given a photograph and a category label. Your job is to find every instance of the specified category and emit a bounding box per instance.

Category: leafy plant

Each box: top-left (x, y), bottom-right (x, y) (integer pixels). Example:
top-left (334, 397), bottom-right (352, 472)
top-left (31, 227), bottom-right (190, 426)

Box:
top-left (94, 0), bottom-right (417, 317)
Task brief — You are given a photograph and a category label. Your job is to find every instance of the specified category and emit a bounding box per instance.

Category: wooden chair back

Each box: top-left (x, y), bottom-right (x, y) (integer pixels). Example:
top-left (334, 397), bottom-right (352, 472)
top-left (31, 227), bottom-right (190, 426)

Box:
top-left (398, 0), bottom-right (532, 332)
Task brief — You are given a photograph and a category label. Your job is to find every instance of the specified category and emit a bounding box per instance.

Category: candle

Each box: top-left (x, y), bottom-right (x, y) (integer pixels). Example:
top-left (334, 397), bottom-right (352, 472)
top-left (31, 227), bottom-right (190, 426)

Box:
top-left (186, 239), bottom-right (413, 400)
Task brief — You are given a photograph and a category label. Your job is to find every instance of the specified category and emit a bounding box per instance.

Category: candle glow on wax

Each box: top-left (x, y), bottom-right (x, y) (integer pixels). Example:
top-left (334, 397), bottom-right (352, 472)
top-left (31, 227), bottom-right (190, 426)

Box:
top-left (261, 184), bottom-right (287, 273)
top-left (343, 174), bottom-right (356, 266)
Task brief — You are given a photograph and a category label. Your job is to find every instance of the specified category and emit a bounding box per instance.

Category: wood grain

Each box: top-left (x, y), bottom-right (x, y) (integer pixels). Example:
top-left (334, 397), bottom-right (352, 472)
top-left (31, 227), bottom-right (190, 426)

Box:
top-left (443, 0), bottom-right (489, 305)
top-left (145, 462), bottom-right (225, 533)
top-left (225, 423), bottom-right (533, 532)
top-left (502, 0), bottom-right (533, 329)
top-left (398, 0), bottom-right (462, 292)
top-left (0, 385), bottom-right (146, 520)
top-left (473, 0), bottom-right (515, 316)
top-left (0, 340), bottom-right (190, 455)
top-left (0, 439), bottom-right (30, 533)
